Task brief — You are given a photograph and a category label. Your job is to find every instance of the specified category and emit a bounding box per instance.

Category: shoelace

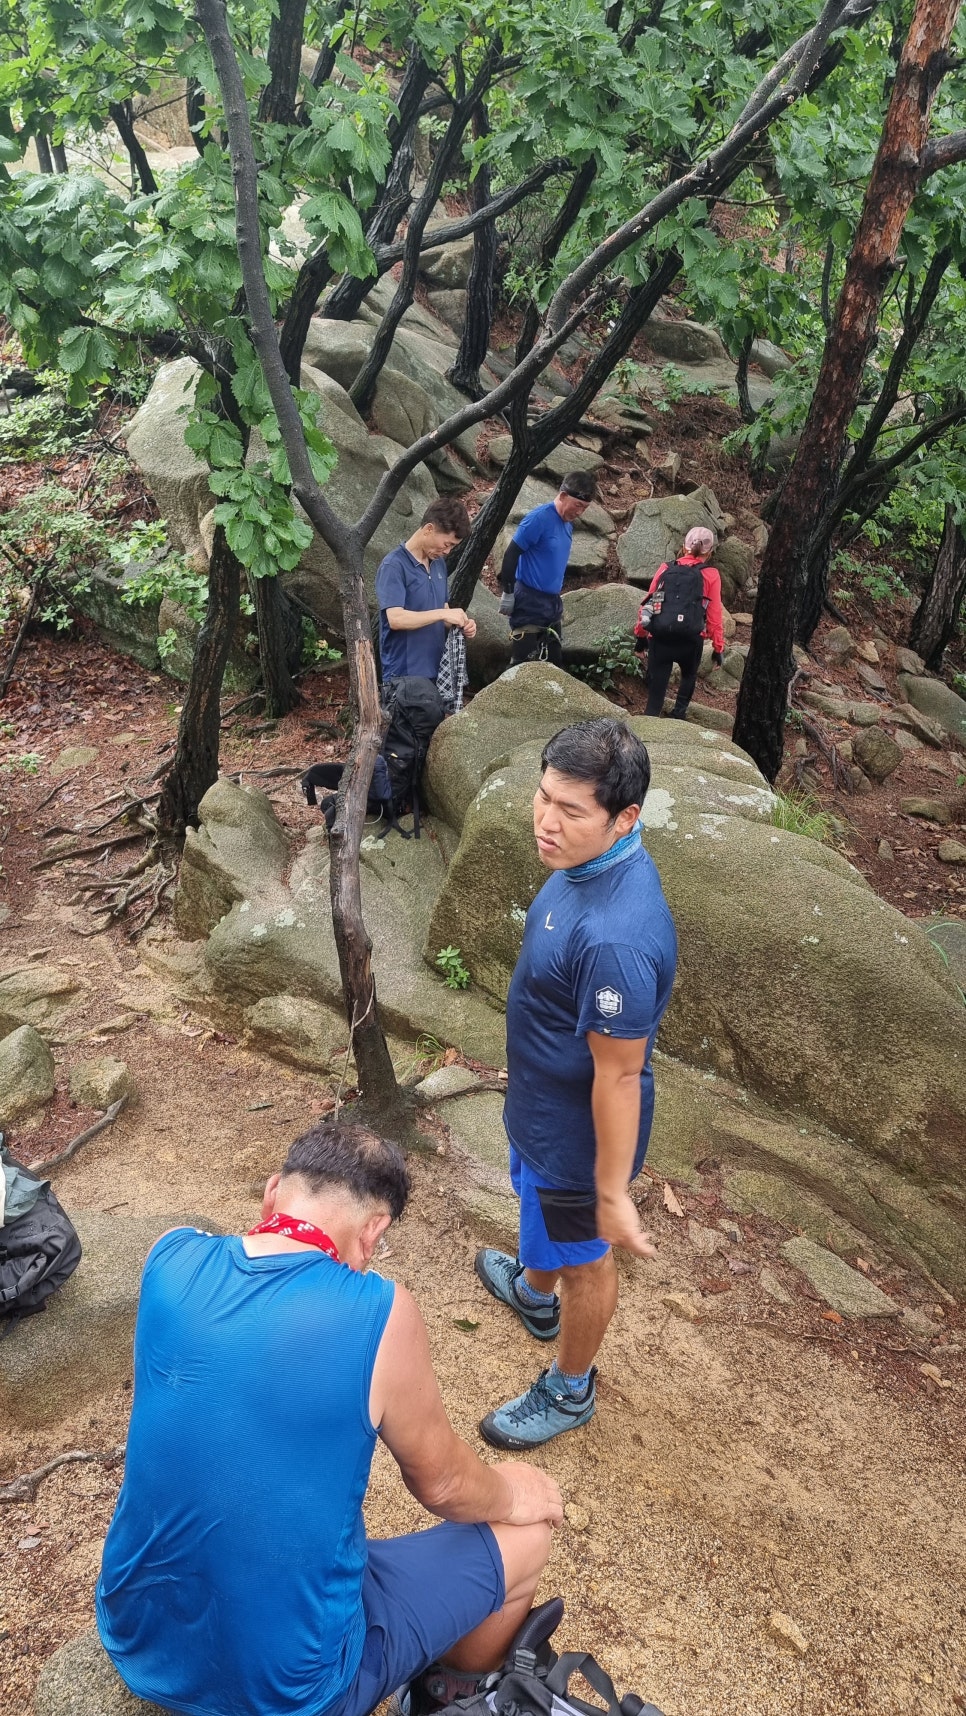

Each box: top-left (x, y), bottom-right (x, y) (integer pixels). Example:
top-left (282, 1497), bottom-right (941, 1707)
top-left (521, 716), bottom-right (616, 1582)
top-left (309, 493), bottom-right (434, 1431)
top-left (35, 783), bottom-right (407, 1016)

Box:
top-left (505, 1374), bottom-right (569, 1423)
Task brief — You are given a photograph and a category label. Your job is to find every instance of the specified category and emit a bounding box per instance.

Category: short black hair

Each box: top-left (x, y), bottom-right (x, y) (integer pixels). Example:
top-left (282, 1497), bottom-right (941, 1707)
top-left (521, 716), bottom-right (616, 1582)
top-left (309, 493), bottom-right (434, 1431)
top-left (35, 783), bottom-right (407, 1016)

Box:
top-left (421, 497), bottom-right (471, 537)
top-left (559, 471), bottom-right (597, 502)
top-left (541, 718), bottom-right (650, 819)
top-left (280, 1121), bottom-right (410, 1221)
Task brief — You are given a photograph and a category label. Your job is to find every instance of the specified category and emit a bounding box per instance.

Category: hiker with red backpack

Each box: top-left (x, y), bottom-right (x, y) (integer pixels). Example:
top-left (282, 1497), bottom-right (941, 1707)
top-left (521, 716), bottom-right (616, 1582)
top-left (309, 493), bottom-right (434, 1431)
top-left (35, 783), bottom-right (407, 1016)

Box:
top-left (634, 526), bottom-right (725, 719)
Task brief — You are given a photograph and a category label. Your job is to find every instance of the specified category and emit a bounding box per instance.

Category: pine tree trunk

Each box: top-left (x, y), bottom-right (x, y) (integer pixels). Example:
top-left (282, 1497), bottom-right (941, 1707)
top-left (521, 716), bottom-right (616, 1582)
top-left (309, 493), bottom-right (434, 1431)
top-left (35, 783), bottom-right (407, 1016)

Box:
top-left (734, 0), bottom-right (962, 782)
top-left (327, 539), bottom-right (403, 1123)
top-left (252, 574), bottom-right (301, 717)
top-left (157, 524), bottom-right (242, 835)
top-left (910, 504), bottom-right (966, 669)
top-left (448, 109), bottom-right (495, 399)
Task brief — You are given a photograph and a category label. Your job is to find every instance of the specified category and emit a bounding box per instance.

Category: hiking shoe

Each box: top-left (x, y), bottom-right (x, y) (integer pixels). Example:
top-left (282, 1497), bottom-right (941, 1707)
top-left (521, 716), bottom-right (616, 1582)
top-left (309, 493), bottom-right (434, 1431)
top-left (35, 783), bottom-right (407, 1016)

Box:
top-left (479, 1368), bottom-right (597, 1450)
top-left (474, 1250), bottom-right (560, 1341)
top-left (389, 1664), bottom-right (498, 1716)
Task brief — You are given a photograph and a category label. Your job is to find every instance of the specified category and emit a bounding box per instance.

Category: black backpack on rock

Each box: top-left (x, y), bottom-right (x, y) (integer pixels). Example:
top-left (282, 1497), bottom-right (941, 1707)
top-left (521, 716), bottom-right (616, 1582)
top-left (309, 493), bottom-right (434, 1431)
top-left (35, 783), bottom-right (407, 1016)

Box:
top-left (301, 677), bottom-right (446, 842)
top-left (647, 559), bottom-right (707, 644)
top-left (379, 676), bottom-right (446, 838)
top-left (0, 1141), bottom-right (82, 1331)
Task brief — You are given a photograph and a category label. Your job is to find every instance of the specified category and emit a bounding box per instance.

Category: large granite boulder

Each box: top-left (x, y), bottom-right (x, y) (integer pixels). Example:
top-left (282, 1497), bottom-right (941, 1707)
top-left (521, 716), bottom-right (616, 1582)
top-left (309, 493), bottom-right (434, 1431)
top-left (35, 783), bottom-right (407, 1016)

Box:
top-left (0, 964), bottom-right (83, 1035)
top-left (169, 786), bottom-right (507, 1066)
top-left (896, 672), bottom-right (966, 745)
top-left (643, 311), bottom-right (729, 363)
top-left (0, 1024), bottom-right (55, 1122)
top-left (422, 666), bottom-right (966, 1198)
top-left (173, 777), bottom-right (291, 940)
top-left (123, 357), bottom-right (438, 640)
top-left (418, 221), bottom-right (476, 289)
top-left (560, 585), bottom-right (643, 666)
top-left (35, 1630), bottom-right (167, 1716)
top-left (616, 488), bottom-right (727, 586)
top-left (0, 1211), bottom-right (217, 1428)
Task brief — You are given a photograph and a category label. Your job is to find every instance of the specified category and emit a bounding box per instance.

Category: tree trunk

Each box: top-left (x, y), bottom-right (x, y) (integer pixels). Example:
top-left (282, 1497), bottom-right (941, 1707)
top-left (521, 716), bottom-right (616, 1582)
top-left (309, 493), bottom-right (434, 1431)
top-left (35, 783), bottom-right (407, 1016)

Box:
top-left (328, 537), bottom-right (403, 1123)
top-left (448, 107), bottom-right (495, 399)
top-left (157, 523), bottom-right (242, 835)
top-left (910, 504), bottom-right (966, 669)
top-left (259, 0), bottom-right (309, 126)
top-left (51, 140), bottom-right (68, 174)
top-left (252, 573), bottom-right (301, 717)
top-left (447, 251), bottom-right (680, 609)
top-left (109, 100), bottom-right (159, 196)
top-left (734, 0), bottom-right (962, 783)
top-left (34, 131), bottom-right (54, 175)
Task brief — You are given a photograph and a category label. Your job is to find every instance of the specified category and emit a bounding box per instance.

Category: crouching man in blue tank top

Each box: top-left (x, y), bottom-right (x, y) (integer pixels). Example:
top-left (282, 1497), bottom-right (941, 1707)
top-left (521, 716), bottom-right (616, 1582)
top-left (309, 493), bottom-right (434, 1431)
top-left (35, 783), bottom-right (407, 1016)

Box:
top-left (96, 1122), bottom-right (563, 1716)
top-left (476, 718), bottom-right (677, 1448)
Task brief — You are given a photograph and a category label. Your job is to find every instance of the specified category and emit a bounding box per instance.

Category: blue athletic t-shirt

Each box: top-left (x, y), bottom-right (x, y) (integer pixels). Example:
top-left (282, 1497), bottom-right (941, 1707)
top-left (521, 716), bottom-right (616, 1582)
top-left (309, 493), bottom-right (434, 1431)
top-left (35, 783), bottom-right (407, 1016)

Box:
top-left (503, 845), bottom-right (677, 1190)
top-left (375, 543), bottom-right (448, 680)
top-left (512, 502), bottom-right (574, 594)
top-left (96, 1229), bottom-right (395, 1716)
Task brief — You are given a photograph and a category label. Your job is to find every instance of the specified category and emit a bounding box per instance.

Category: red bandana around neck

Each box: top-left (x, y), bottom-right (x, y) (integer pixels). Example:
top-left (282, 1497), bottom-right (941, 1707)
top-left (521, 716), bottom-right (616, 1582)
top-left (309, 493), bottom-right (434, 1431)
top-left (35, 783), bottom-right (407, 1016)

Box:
top-left (246, 1212), bottom-right (341, 1262)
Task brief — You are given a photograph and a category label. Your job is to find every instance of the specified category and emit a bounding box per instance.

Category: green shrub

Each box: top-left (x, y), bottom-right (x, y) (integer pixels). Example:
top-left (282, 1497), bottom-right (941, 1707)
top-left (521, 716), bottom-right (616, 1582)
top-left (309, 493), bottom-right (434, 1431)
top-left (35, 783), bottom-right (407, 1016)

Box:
top-left (770, 790), bottom-right (834, 843)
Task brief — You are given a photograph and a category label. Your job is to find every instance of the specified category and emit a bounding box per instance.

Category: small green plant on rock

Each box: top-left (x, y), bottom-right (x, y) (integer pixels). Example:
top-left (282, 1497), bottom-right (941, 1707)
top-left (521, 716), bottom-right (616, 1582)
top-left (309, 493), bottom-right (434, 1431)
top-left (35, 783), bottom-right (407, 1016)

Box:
top-left (574, 627), bottom-right (644, 692)
top-left (435, 946), bottom-right (470, 990)
top-left (770, 790), bottom-right (833, 843)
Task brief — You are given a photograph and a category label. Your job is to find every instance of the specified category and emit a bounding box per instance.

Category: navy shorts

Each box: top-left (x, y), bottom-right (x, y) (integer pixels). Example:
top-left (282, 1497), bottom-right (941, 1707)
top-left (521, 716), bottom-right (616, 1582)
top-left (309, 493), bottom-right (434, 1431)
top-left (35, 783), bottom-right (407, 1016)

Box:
top-left (326, 1522), bottom-right (505, 1716)
top-left (510, 1147), bottom-right (610, 1272)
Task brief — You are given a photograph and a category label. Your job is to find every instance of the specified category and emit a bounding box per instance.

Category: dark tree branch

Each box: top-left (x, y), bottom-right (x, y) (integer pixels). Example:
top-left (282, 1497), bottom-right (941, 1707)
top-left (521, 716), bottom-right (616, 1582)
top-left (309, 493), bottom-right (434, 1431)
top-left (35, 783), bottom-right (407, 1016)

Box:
top-left (108, 100), bottom-right (159, 195)
top-left (922, 127), bottom-right (966, 176)
top-left (371, 159), bottom-right (570, 271)
top-left (309, 0), bottom-right (351, 89)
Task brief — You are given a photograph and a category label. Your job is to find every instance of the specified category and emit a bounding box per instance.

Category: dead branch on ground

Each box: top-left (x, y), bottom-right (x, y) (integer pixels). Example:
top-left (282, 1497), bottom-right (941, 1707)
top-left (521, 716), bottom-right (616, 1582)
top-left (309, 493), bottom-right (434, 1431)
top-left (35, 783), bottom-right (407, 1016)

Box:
top-left (28, 1096), bottom-right (128, 1173)
top-left (0, 1445), bottom-right (125, 1505)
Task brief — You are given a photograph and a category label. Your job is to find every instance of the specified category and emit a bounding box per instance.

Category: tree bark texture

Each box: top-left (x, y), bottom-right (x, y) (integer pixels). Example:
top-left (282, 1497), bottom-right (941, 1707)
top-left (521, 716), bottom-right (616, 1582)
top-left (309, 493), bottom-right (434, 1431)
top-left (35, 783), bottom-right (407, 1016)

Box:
top-left (910, 503), bottom-right (966, 668)
top-left (448, 106), bottom-right (496, 399)
top-left (109, 100), bottom-right (159, 196)
top-left (157, 522), bottom-right (242, 835)
top-left (252, 572), bottom-right (302, 716)
top-left (735, 0), bottom-right (962, 783)
top-left (258, 0), bottom-right (309, 127)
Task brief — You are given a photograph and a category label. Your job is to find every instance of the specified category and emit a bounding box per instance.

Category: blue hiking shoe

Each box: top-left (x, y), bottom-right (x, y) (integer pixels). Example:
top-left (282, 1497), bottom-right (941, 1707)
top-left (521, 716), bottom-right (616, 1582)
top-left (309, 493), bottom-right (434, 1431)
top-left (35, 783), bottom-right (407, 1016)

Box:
top-left (474, 1249), bottom-right (560, 1341)
top-left (479, 1367), bottom-right (597, 1449)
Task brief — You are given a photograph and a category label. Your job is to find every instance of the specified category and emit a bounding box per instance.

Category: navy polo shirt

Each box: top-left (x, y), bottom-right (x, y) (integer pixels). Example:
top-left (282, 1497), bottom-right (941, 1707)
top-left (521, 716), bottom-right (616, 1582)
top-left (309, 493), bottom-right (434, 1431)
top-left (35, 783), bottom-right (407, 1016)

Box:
top-left (512, 501), bottom-right (574, 594)
top-left (503, 845), bottom-right (677, 1190)
top-left (375, 543), bottom-right (448, 681)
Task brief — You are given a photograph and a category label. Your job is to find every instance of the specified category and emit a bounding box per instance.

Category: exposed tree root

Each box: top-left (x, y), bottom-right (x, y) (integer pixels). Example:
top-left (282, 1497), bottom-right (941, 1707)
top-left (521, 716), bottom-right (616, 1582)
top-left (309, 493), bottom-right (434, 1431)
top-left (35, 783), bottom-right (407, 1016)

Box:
top-left (0, 1445), bottom-right (125, 1505)
top-left (28, 1096), bottom-right (128, 1173)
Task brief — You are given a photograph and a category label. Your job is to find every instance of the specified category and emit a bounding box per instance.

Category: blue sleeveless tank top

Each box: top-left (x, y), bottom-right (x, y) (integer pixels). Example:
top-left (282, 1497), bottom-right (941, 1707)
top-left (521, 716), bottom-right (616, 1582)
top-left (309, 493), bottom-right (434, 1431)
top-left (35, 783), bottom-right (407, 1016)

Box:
top-left (96, 1229), bottom-right (395, 1716)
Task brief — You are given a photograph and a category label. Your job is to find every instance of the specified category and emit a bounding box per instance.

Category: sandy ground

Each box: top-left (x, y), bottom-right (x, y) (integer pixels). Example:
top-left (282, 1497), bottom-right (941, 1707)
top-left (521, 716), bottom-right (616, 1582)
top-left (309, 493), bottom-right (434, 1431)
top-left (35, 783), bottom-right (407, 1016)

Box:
top-left (0, 632), bottom-right (963, 1716)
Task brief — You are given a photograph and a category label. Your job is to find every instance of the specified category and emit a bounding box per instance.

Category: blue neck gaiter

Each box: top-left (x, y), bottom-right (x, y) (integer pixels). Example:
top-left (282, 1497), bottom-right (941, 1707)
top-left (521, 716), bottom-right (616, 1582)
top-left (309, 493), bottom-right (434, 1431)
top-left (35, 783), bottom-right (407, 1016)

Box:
top-left (564, 819), bottom-right (644, 884)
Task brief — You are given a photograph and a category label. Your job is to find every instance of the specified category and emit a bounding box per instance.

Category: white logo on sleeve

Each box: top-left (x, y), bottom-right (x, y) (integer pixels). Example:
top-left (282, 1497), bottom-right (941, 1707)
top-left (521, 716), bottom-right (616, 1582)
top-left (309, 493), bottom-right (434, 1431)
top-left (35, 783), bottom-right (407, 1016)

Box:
top-left (544, 911), bottom-right (555, 930)
top-left (595, 986), bottom-right (623, 1017)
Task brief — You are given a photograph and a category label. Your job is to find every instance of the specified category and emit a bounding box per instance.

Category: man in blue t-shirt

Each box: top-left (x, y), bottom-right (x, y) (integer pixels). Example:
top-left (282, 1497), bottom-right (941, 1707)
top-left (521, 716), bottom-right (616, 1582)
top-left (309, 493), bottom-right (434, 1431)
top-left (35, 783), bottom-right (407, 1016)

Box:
top-left (498, 471), bottom-right (597, 666)
top-left (475, 718), bottom-right (677, 1448)
top-left (376, 498), bottom-right (476, 683)
top-left (96, 1122), bottom-right (562, 1716)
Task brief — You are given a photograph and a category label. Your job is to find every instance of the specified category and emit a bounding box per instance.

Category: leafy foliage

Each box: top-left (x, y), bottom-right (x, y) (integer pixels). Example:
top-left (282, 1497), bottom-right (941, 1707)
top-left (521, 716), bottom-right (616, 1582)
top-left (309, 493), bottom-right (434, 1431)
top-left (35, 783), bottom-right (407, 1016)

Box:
top-left (435, 945), bottom-right (471, 990)
top-left (574, 626), bottom-right (644, 692)
top-left (770, 790), bottom-right (834, 844)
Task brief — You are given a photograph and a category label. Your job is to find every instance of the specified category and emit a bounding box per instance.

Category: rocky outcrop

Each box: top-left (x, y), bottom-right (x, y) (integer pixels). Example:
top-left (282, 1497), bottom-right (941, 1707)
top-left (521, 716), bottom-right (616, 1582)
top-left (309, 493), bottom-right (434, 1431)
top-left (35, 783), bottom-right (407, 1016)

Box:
top-left (616, 487), bottom-right (727, 586)
top-left (0, 1025), bottom-right (55, 1122)
top-left (896, 673), bottom-right (966, 744)
top-left (174, 777), bottom-right (292, 941)
top-left (68, 1058), bottom-right (136, 1110)
top-left (0, 965), bottom-right (83, 1036)
top-left (35, 1630), bottom-right (167, 1716)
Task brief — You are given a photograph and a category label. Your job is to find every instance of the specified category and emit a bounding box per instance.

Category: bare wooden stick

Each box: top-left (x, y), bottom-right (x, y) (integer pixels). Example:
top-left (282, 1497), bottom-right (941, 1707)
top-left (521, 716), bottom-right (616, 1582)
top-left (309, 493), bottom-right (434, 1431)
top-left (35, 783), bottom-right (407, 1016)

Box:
top-left (28, 1096), bottom-right (128, 1172)
top-left (35, 772), bottom-right (80, 812)
top-left (0, 1444), bottom-right (125, 1504)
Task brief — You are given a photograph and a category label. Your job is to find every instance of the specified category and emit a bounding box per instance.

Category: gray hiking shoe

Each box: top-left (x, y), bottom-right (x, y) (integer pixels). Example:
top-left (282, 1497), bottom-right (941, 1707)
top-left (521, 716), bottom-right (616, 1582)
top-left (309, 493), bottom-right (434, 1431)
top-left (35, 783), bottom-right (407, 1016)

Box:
top-left (480, 1368), bottom-right (597, 1450)
top-left (474, 1249), bottom-right (560, 1341)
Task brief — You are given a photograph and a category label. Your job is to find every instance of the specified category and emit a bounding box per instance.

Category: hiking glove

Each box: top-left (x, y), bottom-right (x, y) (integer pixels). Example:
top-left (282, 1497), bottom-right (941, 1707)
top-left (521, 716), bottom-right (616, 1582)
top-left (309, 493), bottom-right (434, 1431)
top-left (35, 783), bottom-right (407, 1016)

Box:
top-left (498, 591), bottom-right (515, 617)
top-left (711, 650), bottom-right (724, 667)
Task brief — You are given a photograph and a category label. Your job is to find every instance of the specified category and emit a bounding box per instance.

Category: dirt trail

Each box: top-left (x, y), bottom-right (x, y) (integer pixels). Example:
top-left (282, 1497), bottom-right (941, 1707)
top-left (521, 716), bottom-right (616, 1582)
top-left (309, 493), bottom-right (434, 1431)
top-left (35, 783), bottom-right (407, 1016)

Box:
top-left (0, 636), bottom-right (963, 1716)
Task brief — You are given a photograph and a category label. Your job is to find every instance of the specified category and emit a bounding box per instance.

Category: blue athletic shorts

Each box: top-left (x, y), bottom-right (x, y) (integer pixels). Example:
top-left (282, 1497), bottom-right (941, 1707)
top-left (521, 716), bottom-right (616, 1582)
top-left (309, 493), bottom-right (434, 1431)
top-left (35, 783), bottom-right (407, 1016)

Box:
top-left (509, 1146), bottom-right (610, 1272)
top-left (326, 1522), bottom-right (505, 1716)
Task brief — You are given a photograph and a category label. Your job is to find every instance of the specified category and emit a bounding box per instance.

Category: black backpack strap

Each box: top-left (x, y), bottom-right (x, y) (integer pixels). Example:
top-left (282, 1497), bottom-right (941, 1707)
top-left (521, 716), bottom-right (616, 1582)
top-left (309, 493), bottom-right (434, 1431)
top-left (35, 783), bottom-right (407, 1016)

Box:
top-left (545, 1653), bottom-right (663, 1716)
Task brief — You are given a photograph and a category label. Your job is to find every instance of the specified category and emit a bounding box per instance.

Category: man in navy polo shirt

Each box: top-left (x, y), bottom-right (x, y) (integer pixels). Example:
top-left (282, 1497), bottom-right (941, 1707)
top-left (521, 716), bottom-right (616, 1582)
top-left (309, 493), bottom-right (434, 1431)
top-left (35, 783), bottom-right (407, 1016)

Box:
top-left (498, 472), bottom-right (597, 666)
top-left (376, 498), bottom-right (476, 682)
top-left (475, 718), bottom-right (677, 1447)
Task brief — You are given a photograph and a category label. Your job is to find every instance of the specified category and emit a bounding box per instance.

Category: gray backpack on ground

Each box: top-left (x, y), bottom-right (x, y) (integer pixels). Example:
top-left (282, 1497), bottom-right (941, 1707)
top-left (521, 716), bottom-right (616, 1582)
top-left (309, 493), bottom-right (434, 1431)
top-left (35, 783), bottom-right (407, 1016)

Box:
top-left (0, 1140), bottom-right (82, 1330)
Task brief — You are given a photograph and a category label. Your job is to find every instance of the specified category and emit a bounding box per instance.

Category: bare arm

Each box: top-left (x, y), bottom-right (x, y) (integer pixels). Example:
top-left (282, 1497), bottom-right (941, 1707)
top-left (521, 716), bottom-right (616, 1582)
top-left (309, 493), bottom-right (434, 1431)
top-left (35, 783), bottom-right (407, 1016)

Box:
top-left (371, 1284), bottom-right (563, 1525)
top-left (587, 1030), bottom-right (658, 1259)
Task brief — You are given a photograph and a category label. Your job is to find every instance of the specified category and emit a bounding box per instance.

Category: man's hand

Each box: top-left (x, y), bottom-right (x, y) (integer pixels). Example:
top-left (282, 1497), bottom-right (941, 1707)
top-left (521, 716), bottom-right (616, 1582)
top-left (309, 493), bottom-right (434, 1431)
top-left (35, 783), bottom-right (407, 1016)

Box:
top-left (463, 617), bottom-right (477, 639)
top-left (443, 605), bottom-right (471, 631)
top-left (495, 1461), bottom-right (564, 1527)
top-left (596, 1189), bottom-right (658, 1259)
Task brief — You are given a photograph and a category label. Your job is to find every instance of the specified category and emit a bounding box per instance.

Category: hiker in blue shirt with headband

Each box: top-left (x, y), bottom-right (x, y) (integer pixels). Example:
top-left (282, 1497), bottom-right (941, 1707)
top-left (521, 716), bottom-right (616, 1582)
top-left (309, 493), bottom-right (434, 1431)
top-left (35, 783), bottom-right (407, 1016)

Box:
top-left (475, 718), bottom-right (677, 1448)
